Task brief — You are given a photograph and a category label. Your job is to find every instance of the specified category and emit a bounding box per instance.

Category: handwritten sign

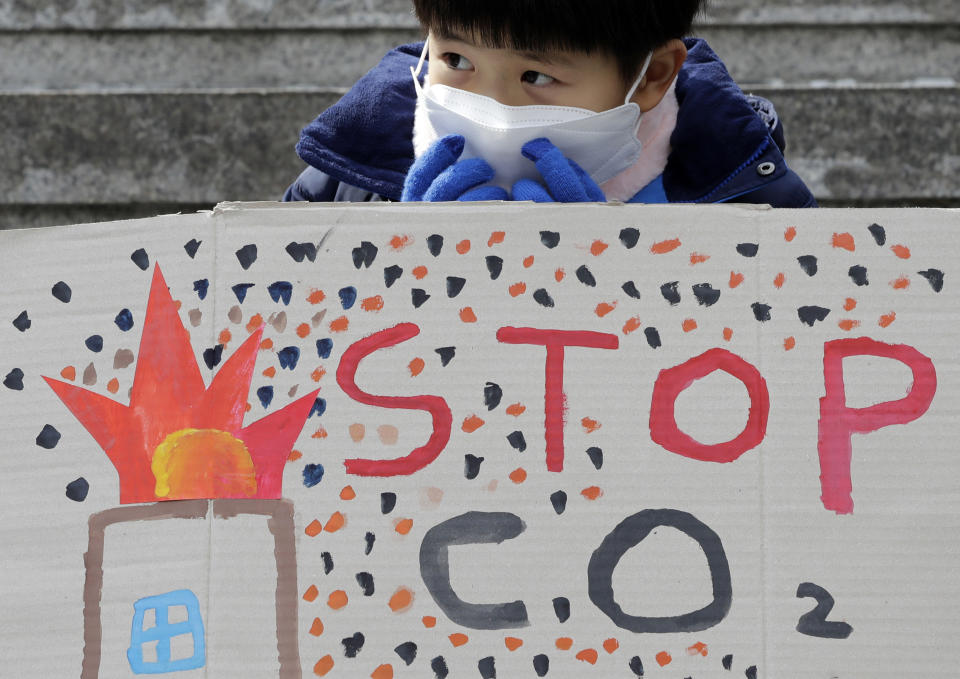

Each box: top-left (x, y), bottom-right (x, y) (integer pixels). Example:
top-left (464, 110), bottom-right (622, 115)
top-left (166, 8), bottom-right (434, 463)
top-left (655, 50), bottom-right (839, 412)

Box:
top-left (1, 203), bottom-right (958, 678)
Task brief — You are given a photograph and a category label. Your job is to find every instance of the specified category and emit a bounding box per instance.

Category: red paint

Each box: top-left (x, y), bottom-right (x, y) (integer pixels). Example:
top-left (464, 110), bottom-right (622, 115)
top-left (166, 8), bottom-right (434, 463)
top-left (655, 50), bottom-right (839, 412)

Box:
top-left (497, 327), bottom-right (619, 471)
top-left (337, 324), bottom-right (452, 476)
top-left (649, 348), bottom-right (769, 463)
top-left (819, 338), bottom-right (936, 514)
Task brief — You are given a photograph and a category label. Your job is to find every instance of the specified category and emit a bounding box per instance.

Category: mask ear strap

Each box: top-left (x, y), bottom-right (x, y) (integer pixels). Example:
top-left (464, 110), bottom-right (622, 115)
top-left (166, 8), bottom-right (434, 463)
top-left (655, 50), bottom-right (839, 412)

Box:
top-left (414, 36), bottom-right (430, 79)
top-left (624, 52), bottom-right (654, 105)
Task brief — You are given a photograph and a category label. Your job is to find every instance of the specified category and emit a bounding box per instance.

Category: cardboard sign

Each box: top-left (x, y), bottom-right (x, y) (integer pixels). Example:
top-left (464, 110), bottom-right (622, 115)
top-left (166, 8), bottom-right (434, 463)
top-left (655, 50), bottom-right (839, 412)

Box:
top-left (1, 202), bottom-right (958, 679)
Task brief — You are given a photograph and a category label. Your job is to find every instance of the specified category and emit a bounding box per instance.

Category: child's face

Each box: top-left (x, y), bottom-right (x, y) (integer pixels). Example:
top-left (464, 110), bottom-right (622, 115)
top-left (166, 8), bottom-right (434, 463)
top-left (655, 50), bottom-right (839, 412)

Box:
top-left (426, 31), bottom-right (633, 112)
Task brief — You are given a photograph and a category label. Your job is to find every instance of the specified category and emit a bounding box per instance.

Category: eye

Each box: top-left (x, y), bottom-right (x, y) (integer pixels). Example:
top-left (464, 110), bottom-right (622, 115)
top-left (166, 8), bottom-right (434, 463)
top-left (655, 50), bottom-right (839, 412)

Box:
top-left (521, 70), bottom-right (556, 86)
top-left (441, 52), bottom-right (474, 71)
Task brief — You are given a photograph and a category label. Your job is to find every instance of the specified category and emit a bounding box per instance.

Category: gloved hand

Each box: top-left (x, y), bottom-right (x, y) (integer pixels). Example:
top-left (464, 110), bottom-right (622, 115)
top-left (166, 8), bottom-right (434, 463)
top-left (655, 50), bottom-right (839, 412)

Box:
top-left (402, 134), bottom-right (509, 202)
top-left (512, 138), bottom-right (607, 203)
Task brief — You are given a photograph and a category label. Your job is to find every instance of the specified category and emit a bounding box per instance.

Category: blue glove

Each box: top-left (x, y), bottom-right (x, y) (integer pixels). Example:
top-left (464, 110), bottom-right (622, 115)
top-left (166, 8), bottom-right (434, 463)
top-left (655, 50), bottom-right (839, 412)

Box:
top-left (512, 138), bottom-right (607, 203)
top-left (402, 134), bottom-right (509, 202)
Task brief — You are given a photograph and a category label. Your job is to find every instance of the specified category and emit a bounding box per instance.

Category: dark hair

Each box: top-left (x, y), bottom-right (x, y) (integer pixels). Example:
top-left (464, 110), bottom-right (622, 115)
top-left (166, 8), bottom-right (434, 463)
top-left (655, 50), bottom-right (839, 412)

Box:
top-left (412, 0), bottom-right (706, 81)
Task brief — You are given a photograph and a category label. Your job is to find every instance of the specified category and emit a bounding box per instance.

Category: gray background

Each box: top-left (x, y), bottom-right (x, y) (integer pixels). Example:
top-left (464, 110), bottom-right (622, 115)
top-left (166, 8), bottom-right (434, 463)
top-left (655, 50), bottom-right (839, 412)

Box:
top-left (1, 0), bottom-right (958, 229)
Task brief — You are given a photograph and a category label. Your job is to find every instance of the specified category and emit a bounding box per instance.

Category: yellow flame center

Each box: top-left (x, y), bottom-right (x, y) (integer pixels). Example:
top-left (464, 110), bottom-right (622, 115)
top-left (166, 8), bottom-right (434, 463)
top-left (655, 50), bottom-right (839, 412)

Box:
top-left (151, 428), bottom-right (258, 499)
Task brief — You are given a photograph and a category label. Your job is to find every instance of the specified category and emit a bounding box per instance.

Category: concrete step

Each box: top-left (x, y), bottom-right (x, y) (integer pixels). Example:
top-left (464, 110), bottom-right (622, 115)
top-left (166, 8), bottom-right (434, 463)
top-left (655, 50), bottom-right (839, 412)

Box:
top-left (703, 0), bottom-right (955, 24)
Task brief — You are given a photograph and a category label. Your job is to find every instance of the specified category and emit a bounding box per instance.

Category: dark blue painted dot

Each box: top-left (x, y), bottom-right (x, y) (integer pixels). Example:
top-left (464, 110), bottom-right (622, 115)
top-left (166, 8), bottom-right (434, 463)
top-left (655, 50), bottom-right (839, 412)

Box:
top-left (303, 463), bottom-right (325, 488)
top-left (131, 248), bottom-right (149, 270)
top-left (184, 238), bottom-right (201, 258)
top-left (339, 286), bottom-right (357, 310)
top-left (620, 227), bottom-right (640, 249)
top-left (552, 596), bottom-right (570, 622)
top-left (533, 654), bottom-right (550, 676)
top-left (540, 231), bottom-right (560, 248)
top-left (446, 276), bottom-right (466, 298)
top-left (384, 265), bottom-right (403, 288)
top-left (533, 288), bottom-right (554, 307)
top-left (586, 446), bottom-right (603, 469)
top-left (12, 310), bottom-right (30, 332)
top-left (257, 386), bottom-right (274, 408)
top-left (412, 289), bottom-right (430, 308)
top-left (203, 345), bottom-right (223, 369)
top-left (52, 281), bottom-right (72, 303)
top-left (310, 397), bottom-right (326, 417)
top-left (341, 632), bottom-right (365, 658)
top-left (36, 424), bottom-right (61, 449)
top-left (486, 255), bottom-right (503, 280)
top-left (322, 551), bottom-right (334, 574)
top-left (484, 382), bottom-right (502, 410)
top-left (381, 492), bottom-right (397, 514)
top-left (868, 223), bottom-right (886, 246)
top-left (355, 572), bottom-right (375, 596)
top-left (114, 308), bottom-right (134, 331)
top-left (746, 666), bottom-right (758, 679)
top-left (316, 338), bottom-right (333, 359)
top-left (435, 346), bottom-right (455, 366)
top-left (431, 655), bottom-right (449, 679)
top-left (629, 655), bottom-right (645, 676)
top-left (576, 265), bottom-right (596, 287)
top-left (644, 326), bottom-right (661, 349)
top-left (550, 490), bottom-right (567, 514)
top-left (395, 641), bottom-right (418, 666)
top-left (464, 454), bottom-right (484, 480)
top-left (232, 283), bottom-right (254, 303)
top-left (507, 431), bottom-right (527, 452)
top-left (4, 368), bottom-right (25, 391)
top-left (478, 656), bottom-right (496, 678)
top-left (364, 531), bottom-right (376, 555)
top-left (427, 234), bottom-right (444, 256)
top-left (85, 335), bottom-right (103, 352)
top-left (622, 281), bottom-right (641, 299)
top-left (193, 279), bottom-right (209, 300)
top-left (278, 346), bottom-right (300, 370)
top-left (66, 477), bottom-right (89, 502)
top-left (268, 281), bottom-right (293, 305)
top-left (236, 244), bottom-right (257, 270)
top-left (737, 242), bottom-right (759, 257)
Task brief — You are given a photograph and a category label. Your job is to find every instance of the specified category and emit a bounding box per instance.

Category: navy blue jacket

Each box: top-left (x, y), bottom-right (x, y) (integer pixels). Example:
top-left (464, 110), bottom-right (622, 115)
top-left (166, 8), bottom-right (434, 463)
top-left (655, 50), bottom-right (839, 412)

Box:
top-left (286, 39), bottom-right (816, 207)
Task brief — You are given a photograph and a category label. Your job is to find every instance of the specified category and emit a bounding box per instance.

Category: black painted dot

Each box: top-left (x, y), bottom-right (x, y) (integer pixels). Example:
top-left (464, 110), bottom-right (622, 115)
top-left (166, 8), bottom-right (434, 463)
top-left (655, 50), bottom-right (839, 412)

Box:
top-left (302, 463), bottom-right (324, 488)
top-left (552, 596), bottom-right (570, 622)
top-left (52, 281), bottom-right (72, 303)
top-left (355, 572), bottom-right (375, 596)
top-left (285, 241), bottom-right (307, 262)
top-left (484, 382), bottom-right (503, 410)
top-left (576, 265), bottom-right (596, 287)
top-left (435, 346), bottom-right (456, 366)
top-left (203, 345), bottom-right (224, 369)
top-left (268, 281), bottom-right (293, 305)
top-left (236, 244), bottom-right (257, 270)
top-left (586, 446), bottom-right (603, 470)
top-left (66, 477), bottom-right (89, 502)
top-left (341, 632), bottom-right (365, 658)
top-left (184, 238), bottom-right (201, 258)
top-left (12, 310), bottom-right (30, 332)
top-left (464, 454), bottom-right (484, 480)
top-left (321, 551), bottom-right (334, 574)
top-left (412, 288), bottom-right (431, 308)
top-left (395, 641), bottom-right (418, 666)
top-left (622, 281), bottom-right (641, 299)
top-left (507, 431), bottom-right (527, 452)
top-left (131, 248), bottom-right (149, 270)
top-left (384, 265), bottom-right (404, 288)
top-left (364, 531), bottom-right (376, 555)
top-left (660, 281), bottom-right (681, 305)
top-left (381, 492), bottom-right (397, 514)
top-left (848, 265), bottom-right (869, 286)
top-left (751, 302), bottom-right (772, 322)
top-left (692, 283), bottom-right (721, 307)
top-left (115, 308), bottom-right (134, 331)
top-left (550, 490), bottom-right (567, 514)
top-left (446, 276), bottom-right (466, 298)
top-left (533, 288), bottom-right (554, 308)
top-left (352, 241), bottom-right (378, 269)
top-left (301, 242), bottom-right (318, 261)
top-left (85, 335), bottom-right (104, 352)
top-left (36, 424), bottom-right (61, 449)
top-left (722, 654), bottom-right (733, 670)
top-left (737, 242), bottom-right (759, 257)
top-left (868, 223), bottom-right (886, 246)
top-left (797, 255), bottom-right (818, 276)
top-left (540, 230), bottom-right (561, 248)
top-left (4, 368), bottom-right (24, 391)
top-left (478, 656), bottom-right (496, 679)
top-left (486, 255), bottom-right (504, 280)
top-left (533, 654), bottom-right (550, 676)
top-left (232, 283), bottom-right (254, 303)
top-left (629, 655), bottom-right (645, 676)
top-left (619, 227), bottom-right (640, 249)
top-left (798, 306), bottom-right (831, 326)
top-left (427, 234), bottom-right (444, 256)
top-left (919, 268), bottom-right (944, 292)
top-left (431, 655), bottom-right (449, 679)
top-left (644, 326), bottom-right (661, 349)
top-left (745, 666), bottom-right (758, 679)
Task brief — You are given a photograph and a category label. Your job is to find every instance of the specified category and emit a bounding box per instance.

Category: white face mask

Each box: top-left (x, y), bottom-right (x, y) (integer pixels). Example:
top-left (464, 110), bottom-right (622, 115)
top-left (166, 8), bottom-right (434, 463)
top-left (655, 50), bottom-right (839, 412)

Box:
top-left (412, 40), bottom-right (652, 191)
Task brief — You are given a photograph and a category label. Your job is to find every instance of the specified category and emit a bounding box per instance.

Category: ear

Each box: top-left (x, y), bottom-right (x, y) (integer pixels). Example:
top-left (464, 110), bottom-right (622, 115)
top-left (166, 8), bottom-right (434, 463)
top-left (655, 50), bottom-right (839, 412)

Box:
top-left (630, 39), bottom-right (688, 112)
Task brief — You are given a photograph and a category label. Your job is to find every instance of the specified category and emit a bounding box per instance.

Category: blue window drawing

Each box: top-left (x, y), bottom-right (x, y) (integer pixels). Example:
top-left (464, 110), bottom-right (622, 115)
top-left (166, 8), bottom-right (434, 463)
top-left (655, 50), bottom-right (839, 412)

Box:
top-left (127, 589), bottom-right (206, 674)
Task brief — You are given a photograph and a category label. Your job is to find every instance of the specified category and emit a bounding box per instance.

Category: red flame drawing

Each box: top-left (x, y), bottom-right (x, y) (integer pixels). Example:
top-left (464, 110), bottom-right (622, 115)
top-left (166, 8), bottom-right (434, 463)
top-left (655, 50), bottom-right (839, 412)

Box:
top-left (44, 265), bottom-right (318, 504)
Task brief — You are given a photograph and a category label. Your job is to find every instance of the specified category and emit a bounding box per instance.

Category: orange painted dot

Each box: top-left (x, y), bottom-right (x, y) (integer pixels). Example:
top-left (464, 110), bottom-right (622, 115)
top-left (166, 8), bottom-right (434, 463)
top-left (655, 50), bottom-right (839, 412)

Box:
top-left (408, 357), bottom-right (425, 377)
top-left (245, 403), bottom-right (252, 412)
top-left (460, 307), bottom-right (477, 323)
top-left (296, 323), bottom-right (311, 338)
top-left (656, 651), bottom-right (672, 666)
top-left (603, 638), bottom-right (619, 654)
top-left (309, 617), bottom-right (324, 636)
top-left (774, 272), bottom-right (786, 288)
top-left (60, 366), bottom-right (76, 381)
top-left (784, 336), bottom-right (796, 351)
top-left (651, 238), bottom-right (682, 254)
top-left (555, 268), bottom-right (565, 282)
top-left (509, 468), bottom-right (527, 484)
top-left (505, 637), bottom-right (524, 651)
top-left (505, 403), bottom-right (526, 416)
top-left (371, 664), bottom-right (393, 679)
top-left (340, 486), bottom-right (356, 501)
top-left (590, 240), bottom-right (609, 256)
top-left (449, 633), bottom-right (469, 647)
top-left (581, 417), bottom-right (601, 433)
top-left (555, 638), bottom-right (573, 651)
top-left (690, 252), bottom-right (710, 264)
top-left (307, 289), bottom-right (326, 304)
top-left (509, 282), bottom-right (527, 297)
top-left (311, 367), bottom-right (326, 382)
top-left (173, 300), bottom-right (181, 311)
top-left (329, 316), bottom-right (349, 332)
top-left (327, 590), bottom-right (348, 610)
top-left (412, 265), bottom-right (428, 280)
top-left (688, 641), bottom-right (709, 657)
top-left (303, 585), bottom-right (319, 602)
top-left (395, 518), bottom-right (414, 535)
top-left (838, 319), bottom-right (861, 331)
top-left (844, 297), bottom-right (857, 311)
top-left (219, 328), bottom-right (233, 345)
top-left (723, 327), bottom-right (733, 341)
top-left (785, 226), bottom-right (797, 242)
top-left (305, 519), bottom-right (323, 537)
top-left (891, 244), bottom-right (911, 259)
top-left (462, 415), bottom-right (485, 433)
top-left (313, 655), bottom-right (334, 676)
top-left (324, 511), bottom-right (345, 533)
top-left (422, 616), bottom-right (437, 628)
top-left (623, 316), bottom-right (642, 335)
top-left (832, 232), bottom-right (856, 251)
top-left (488, 231), bottom-right (505, 246)
top-left (260, 338), bottom-right (274, 350)
top-left (263, 366), bottom-right (277, 378)
top-left (287, 449), bottom-right (302, 461)
top-left (390, 234), bottom-right (412, 250)
top-left (389, 586), bottom-right (414, 612)
top-left (581, 486), bottom-right (603, 500)
top-left (576, 649), bottom-right (599, 665)
top-left (729, 271), bottom-right (745, 288)
top-left (312, 427), bottom-right (328, 440)
top-left (879, 312), bottom-right (897, 328)
top-left (456, 239), bottom-right (471, 254)
top-left (596, 301), bottom-right (617, 317)
top-left (682, 318), bottom-right (698, 332)
top-left (246, 313), bottom-right (264, 333)
top-left (892, 276), bottom-right (910, 289)
top-left (361, 295), bottom-right (384, 311)
top-left (107, 378), bottom-right (120, 394)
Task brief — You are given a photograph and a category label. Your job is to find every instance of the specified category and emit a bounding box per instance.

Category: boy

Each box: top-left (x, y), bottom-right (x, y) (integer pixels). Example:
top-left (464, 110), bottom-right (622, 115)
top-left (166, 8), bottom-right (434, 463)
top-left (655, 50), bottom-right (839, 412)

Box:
top-left (285, 1), bottom-right (816, 207)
